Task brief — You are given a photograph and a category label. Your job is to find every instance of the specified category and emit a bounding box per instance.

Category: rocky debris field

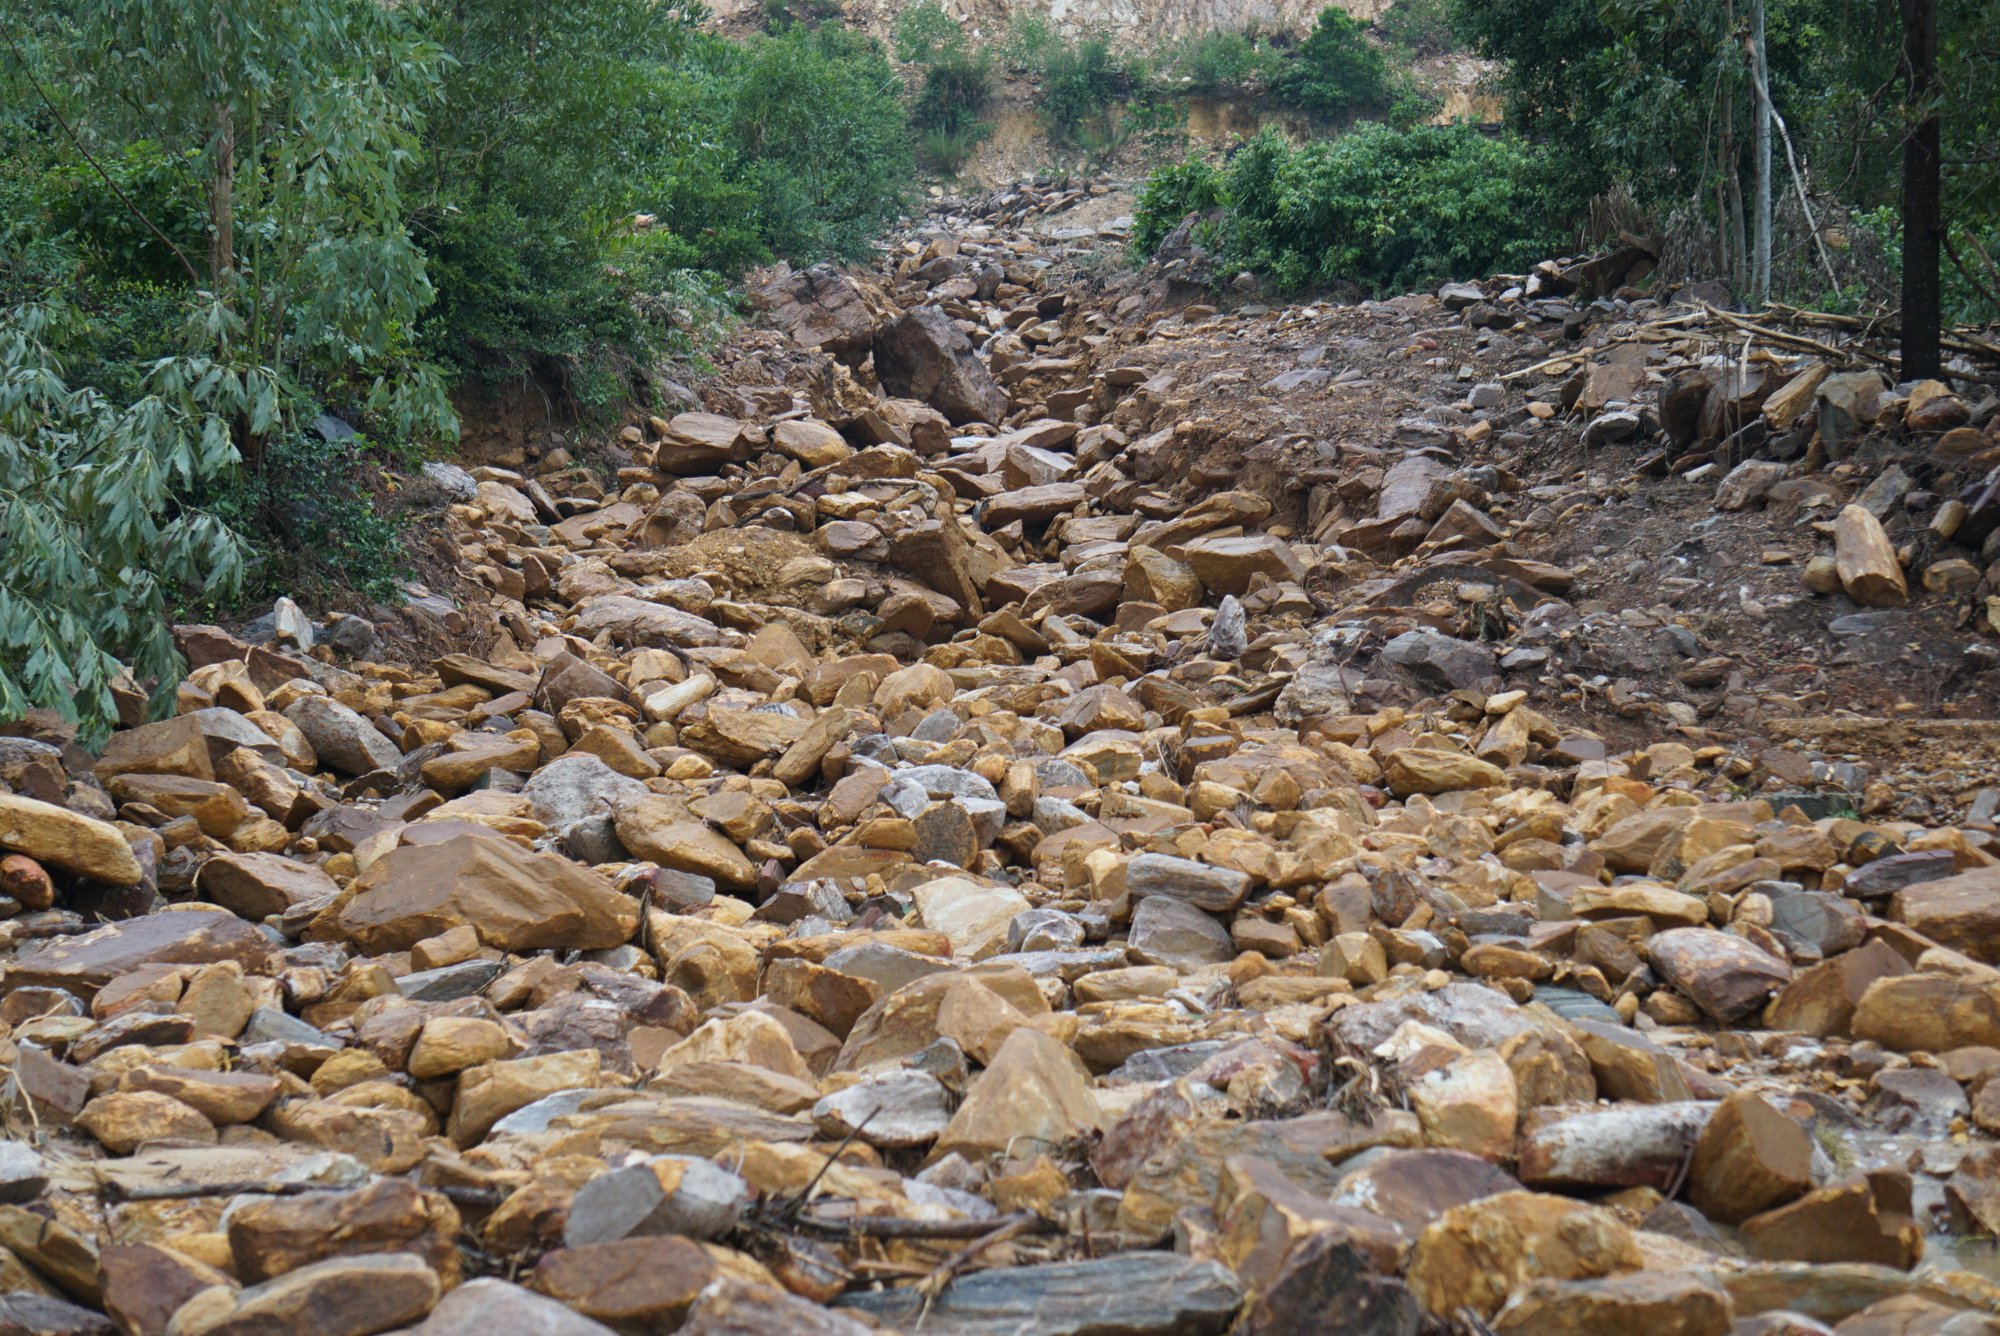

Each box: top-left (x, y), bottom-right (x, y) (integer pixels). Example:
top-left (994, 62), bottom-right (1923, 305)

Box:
top-left (3, 179), bottom-right (2000, 1336)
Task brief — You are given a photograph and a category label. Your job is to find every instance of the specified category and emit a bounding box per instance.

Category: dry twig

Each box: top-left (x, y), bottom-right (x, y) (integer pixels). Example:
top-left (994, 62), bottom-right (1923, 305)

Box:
top-left (791, 1208), bottom-right (1055, 1242)
top-left (912, 1212), bottom-right (1044, 1324)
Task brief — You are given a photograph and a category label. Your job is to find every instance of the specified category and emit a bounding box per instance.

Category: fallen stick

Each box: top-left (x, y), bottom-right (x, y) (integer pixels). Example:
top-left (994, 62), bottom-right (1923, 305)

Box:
top-left (790, 1207), bottom-right (1055, 1241)
top-left (1697, 303), bottom-right (1892, 366)
top-left (913, 1212), bottom-right (1045, 1322)
top-left (1766, 303), bottom-right (2000, 363)
top-left (1499, 312), bottom-right (1707, 384)
top-left (98, 1178), bottom-right (503, 1207)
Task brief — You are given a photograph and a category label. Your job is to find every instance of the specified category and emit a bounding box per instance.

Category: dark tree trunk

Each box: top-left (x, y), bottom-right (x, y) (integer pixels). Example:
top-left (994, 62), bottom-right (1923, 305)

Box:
top-left (1900, 0), bottom-right (1942, 381)
top-left (209, 101), bottom-right (234, 290)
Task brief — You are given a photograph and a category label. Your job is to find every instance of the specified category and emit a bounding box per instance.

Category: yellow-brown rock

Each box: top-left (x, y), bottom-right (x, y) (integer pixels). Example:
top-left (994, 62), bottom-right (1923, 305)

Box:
top-left (1381, 748), bottom-right (1505, 796)
top-left (332, 834), bottom-right (637, 953)
top-left (1407, 1191), bottom-right (1642, 1318)
top-left (0, 794), bottom-right (142, 885)
top-left (934, 1026), bottom-right (1104, 1161)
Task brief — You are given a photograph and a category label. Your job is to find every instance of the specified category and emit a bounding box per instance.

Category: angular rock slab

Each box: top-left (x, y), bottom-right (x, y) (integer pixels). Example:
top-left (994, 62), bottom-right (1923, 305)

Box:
top-left (1647, 928), bottom-right (1791, 1023)
top-left (837, 1253), bottom-right (1243, 1334)
top-left (398, 1278), bottom-right (618, 1336)
top-left (332, 834), bottom-right (637, 954)
top-left (874, 306), bottom-right (1008, 426)
top-left (6, 911), bottom-right (279, 1001)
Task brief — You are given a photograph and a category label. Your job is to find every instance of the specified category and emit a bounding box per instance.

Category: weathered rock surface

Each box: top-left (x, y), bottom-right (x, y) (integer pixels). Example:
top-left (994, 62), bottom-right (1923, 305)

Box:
top-left (874, 306), bottom-right (1008, 425)
top-left (839, 1254), bottom-right (1244, 1334)
top-left (333, 834), bottom-right (638, 952)
top-left (0, 795), bottom-right (141, 885)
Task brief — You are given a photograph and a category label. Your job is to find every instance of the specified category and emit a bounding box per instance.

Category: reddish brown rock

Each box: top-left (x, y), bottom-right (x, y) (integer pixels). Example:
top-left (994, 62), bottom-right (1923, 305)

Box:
top-left (1688, 1091), bottom-right (1814, 1224)
top-left (226, 1180), bottom-right (462, 1285)
top-left (332, 834), bottom-right (637, 953)
top-left (1647, 928), bottom-right (1791, 1023)
top-left (1739, 1172), bottom-right (1924, 1270)
top-left (6, 911), bottom-right (279, 1001)
top-left (529, 1236), bottom-right (716, 1333)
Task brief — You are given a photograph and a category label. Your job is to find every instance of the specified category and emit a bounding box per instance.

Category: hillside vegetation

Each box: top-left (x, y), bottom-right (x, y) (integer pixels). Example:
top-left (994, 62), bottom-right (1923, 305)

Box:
top-left (0, 0), bottom-right (914, 726)
top-left (2, 0), bottom-right (1997, 729)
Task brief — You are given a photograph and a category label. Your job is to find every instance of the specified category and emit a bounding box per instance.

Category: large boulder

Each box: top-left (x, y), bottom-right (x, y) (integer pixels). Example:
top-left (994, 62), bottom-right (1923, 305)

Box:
top-left (331, 834), bottom-right (638, 953)
top-left (282, 696), bottom-right (400, 775)
top-left (873, 306), bottom-right (1008, 426)
top-left (749, 261), bottom-right (896, 357)
top-left (1379, 630), bottom-right (1499, 691)
top-left (1647, 928), bottom-right (1791, 1023)
top-left (6, 910), bottom-right (280, 1000)
top-left (1891, 869), bottom-right (2000, 962)
top-left (0, 793), bottom-right (142, 885)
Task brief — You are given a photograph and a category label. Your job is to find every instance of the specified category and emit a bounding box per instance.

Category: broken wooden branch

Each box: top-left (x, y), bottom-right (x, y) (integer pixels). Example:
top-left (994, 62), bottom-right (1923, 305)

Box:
top-left (98, 1178), bottom-right (505, 1207)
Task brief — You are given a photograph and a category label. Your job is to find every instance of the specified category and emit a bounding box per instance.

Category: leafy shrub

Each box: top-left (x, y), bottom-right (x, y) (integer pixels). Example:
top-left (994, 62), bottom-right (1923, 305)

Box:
top-left (1386, 83), bottom-right (1443, 129)
top-left (893, 1), bottom-right (961, 65)
top-left (1274, 9), bottom-right (1394, 119)
top-left (895, 3), bottom-right (995, 172)
top-left (1120, 94), bottom-right (1192, 166)
top-left (1163, 29), bottom-right (1286, 97)
top-left (911, 52), bottom-right (996, 137)
top-left (417, 2), bottom-right (912, 401)
top-left (41, 143), bottom-right (206, 288)
top-left (1132, 123), bottom-right (1560, 294)
top-left (1831, 206), bottom-right (2000, 326)
top-left (1041, 36), bottom-right (1136, 146)
top-left (920, 127), bottom-right (985, 173)
top-left (761, 0), bottom-right (844, 30)
top-left (910, 48), bottom-right (995, 140)
top-left (205, 430), bottom-right (409, 604)
top-left (424, 201), bottom-right (672, 411)
top-left (1130, 158), bottom-right (1225, 255)
top-left (727, 25), bottom-right (914, 259)
top-left (1377, 0), bottom-right (1456, 58)
top-left (999, 14), bottom-right (1057, 73)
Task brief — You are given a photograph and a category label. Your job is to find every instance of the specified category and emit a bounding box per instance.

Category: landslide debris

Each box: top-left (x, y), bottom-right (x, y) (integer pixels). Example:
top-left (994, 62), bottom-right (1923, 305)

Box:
top-left (3, 179), bottom-right (2000, 1336)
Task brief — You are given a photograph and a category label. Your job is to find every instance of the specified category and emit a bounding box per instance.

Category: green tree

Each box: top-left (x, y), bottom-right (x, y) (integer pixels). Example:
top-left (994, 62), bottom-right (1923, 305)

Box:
top-left (0, 304), bottom-right (249, 734)
top-left (42, 0), bottom-right (456, 459)
top-left (0, 0), bottom-right (449, 731)
top-left (1451, 0), bottom-right (2000, 314)
top-left (728, 25), bottom-right (913, 258)
top-left (412, 0), bottom-right (913, 402)
top-left (1133, 123), bottom-right (1559, 294)
top-left (1274, 9), bottom-right (1395, 119)
top-left (409, 0), bottom-right (739, 407)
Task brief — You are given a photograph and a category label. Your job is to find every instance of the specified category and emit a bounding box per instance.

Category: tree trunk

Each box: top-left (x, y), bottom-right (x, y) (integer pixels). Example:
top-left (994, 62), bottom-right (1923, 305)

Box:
top-left (209, 100), bottom-right (235, 291)
top-left (1900, 0), bottom-right (1942, 380)
top-left (1750, 0), bottom-right (1772, 304)
top-left (1722, 85), bottom-right (1748, 299)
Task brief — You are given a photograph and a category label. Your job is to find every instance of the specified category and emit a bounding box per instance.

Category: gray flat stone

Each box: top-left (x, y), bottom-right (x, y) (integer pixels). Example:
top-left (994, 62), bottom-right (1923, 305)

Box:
top-left (398, 960), bottom-right (504, 1002)
top-left (837, 1253), bottom-right (1243, 1334)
